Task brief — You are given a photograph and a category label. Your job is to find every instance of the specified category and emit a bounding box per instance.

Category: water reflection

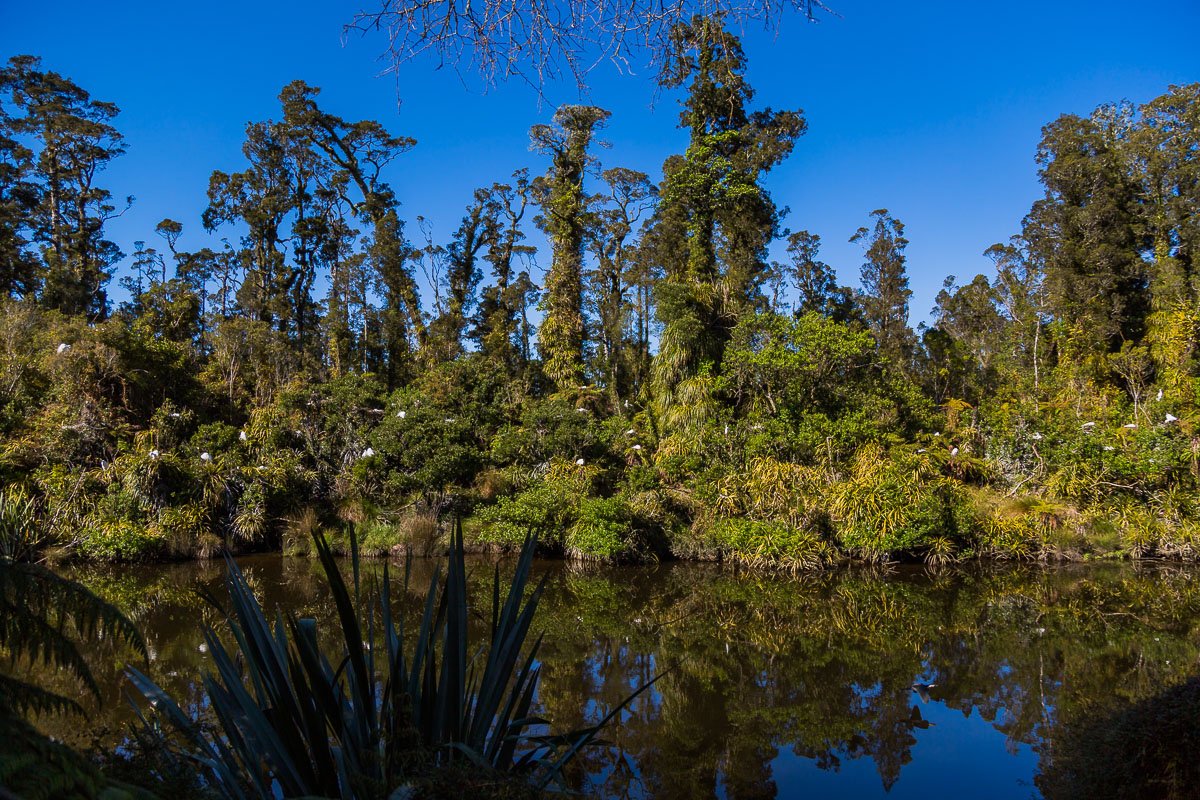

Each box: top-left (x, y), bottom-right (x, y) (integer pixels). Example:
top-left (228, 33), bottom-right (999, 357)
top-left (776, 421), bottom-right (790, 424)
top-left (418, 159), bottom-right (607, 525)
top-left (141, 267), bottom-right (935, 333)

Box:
top-left (42, 557), bottom-right (1200, 799)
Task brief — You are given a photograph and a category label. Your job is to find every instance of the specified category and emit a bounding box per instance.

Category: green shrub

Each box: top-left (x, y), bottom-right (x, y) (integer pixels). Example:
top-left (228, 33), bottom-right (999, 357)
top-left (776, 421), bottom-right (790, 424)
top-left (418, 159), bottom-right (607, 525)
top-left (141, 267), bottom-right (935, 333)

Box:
top-left (567, 496), bottom-right (635, 560)
top-left (707, 517), bottom-right (833, 572)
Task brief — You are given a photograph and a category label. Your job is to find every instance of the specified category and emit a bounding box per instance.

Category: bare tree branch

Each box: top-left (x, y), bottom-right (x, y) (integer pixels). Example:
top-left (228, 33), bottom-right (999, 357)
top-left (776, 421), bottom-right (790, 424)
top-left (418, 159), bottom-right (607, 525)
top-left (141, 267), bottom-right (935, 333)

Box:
top-left (346, 0), bottom-right (832, 93)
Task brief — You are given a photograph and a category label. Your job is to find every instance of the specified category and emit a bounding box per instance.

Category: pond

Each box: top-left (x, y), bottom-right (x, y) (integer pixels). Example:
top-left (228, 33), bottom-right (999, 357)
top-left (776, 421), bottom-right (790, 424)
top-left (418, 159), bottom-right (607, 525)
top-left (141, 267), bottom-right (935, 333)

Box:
top-left (41, 556), bottom-right (1200, 799)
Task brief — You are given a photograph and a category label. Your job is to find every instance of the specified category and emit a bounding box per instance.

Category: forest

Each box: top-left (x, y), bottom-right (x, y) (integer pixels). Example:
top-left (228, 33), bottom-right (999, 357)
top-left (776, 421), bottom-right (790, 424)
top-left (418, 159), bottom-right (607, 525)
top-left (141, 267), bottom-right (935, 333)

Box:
top-left (1, 19), bottom-right (1199, 570)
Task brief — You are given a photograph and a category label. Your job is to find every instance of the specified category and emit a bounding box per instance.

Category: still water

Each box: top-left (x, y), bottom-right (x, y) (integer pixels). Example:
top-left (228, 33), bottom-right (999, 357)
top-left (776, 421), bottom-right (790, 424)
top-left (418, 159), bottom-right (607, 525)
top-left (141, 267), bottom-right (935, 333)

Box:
top-left (45, 556), bottom-right (1200, 799)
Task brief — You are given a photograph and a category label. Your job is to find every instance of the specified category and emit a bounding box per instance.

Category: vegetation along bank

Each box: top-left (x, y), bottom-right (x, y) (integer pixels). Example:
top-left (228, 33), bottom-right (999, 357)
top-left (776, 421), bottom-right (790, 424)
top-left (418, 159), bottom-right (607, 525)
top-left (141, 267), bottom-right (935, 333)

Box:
top-left (1, 28), bottom-right (1199, 568)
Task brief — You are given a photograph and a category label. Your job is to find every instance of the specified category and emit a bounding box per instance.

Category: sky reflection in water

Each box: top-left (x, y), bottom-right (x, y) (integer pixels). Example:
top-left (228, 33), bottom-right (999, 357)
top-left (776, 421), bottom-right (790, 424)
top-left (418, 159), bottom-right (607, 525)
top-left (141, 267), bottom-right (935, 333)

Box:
top-left (47, 556), bottom-right (1200, 799)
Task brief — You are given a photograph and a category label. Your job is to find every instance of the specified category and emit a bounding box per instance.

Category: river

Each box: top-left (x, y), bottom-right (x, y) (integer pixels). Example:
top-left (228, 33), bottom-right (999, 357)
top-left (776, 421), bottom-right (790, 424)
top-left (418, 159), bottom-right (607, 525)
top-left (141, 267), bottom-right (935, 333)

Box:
top-left (39, 555), bottom-right (1200, 799)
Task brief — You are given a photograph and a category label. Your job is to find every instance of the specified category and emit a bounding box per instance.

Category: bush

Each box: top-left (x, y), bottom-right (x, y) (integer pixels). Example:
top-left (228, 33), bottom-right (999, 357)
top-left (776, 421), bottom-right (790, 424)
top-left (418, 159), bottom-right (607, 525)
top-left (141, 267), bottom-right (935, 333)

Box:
top-left (706, 517), bottom-right (833, 572)
top-left (829, 444), bottom-right (973, 560)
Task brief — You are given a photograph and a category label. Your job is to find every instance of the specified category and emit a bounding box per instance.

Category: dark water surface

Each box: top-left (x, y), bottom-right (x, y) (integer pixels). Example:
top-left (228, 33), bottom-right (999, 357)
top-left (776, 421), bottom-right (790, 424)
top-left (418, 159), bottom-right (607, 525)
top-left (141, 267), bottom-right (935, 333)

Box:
top-left (43, 556), bottom-right (1200, 799)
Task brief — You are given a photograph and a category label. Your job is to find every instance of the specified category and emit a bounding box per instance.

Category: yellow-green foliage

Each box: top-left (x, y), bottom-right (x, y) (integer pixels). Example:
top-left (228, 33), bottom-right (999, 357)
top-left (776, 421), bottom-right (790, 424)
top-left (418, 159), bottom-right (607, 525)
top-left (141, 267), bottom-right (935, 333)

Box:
top-left (828, 444), bottom-right (972, 560)
top-left (706, 518), bottom-right (834, 572)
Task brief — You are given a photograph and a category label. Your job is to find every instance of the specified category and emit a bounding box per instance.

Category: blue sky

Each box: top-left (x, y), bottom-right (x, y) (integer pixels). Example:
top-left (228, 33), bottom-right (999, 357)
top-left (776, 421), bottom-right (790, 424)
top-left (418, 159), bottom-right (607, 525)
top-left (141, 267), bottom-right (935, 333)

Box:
top-left (2, 0), bottom-right (1198, 323)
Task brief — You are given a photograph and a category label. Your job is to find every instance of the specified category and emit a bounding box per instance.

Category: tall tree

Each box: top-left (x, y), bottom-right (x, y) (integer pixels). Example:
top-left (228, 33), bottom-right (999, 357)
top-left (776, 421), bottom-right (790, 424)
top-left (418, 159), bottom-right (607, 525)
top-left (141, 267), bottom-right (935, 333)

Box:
top-left (851, 209), bottom-right (913, 368)
top-left (0, 55), bottom-right (127, 319)
top-left (281, 81), bottom-right (421, 386)
top-left (784, 229), bottom-right (853, 320)
top-left (987, 237), bottom-right (1048, 395)
top-left (588, 166), bottom-right (656, 408)
top-left (473, 172), bottom-right (536, 374)
top-left (1133, 84), bottom-right (1200, 398)
top-left (647, 15), bottom-right (805, 411)
top-left (426, 192), bottom-right (491, 364)
top-left (0, 116), bottom-right (39, 298)
top-left (531, 104), bottom-right (610, 392)
top-left (1023, 103), bottom-right (1147, 362)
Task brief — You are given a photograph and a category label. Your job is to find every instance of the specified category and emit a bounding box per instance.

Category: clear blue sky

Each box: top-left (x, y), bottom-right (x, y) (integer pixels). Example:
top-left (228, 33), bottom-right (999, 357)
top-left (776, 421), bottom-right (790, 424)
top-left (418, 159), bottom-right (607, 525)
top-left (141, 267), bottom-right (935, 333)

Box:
top-left (2, 0), bottom-right (1198, 323)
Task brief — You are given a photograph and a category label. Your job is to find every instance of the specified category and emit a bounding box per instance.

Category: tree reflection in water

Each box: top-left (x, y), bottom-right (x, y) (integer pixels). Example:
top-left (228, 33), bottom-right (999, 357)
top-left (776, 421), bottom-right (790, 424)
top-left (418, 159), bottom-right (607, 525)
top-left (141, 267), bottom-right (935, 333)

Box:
top-left (39, 557), bottom-right (1200, 799)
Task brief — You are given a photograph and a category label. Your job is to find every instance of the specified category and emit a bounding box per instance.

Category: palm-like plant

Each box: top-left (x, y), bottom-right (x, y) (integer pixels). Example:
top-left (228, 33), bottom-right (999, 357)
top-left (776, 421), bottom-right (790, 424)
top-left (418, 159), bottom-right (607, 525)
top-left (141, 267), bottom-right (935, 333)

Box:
top-left (0, 487), bottom-right (151, 800)
top-left (128, 524), bottom-right (656, 799)
top-left (0, 487), bottom-right (147, 717)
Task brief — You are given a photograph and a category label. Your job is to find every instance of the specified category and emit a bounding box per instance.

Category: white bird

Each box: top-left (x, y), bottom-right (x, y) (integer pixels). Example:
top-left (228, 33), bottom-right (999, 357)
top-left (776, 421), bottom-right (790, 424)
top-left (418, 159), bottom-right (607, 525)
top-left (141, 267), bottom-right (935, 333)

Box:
top-left (576, 407), bottom-right (587, 413)
top-left (575, 458), bottom-right (585, 466)
top-left (238, 430), bottom-right (247, 442)
top-left (1158, 388), bottom-right (1165, 402)
top-left (723, 425), bottom-right (729, 436)
top-left (148, 449), bottom-right (160, 459)
top-left (1165, 413), bottom-right (1179, 423)
top-left (396, 410), bottom-right (407, 419)
top-left (917, 448), bottom-right (927, 454)
top-left (1082, 421), bottom-right (1096, 428)
top-left (169, 412), bottom-right (181, 418)
top-left (950, 447), bottom-right (959, 457)
top-left (198, 642), bottom-right (208, 653)
top-left (1031, 433), bottom-right (1043, 440)
top-left (200, 452), bottom-right (212, 462)
top-left (626, 429), bottom-right (636, 436)
top-left (632, 444), bottom-right (642, 451)
top-left (1123, 423), bottom-right (1137, 429)
top-left (362, 447), bottom-right (375, 458)
top-left (56, 342), bottom-right (71, 354)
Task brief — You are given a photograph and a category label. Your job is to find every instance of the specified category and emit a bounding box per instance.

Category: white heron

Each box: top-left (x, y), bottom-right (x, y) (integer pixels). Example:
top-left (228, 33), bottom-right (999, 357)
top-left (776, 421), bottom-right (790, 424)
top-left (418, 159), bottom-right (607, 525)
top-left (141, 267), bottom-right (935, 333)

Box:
top-left (238, 430), bottom-right (247, 442)
top-left (56, 342), bottom-right (71, 354)
top-left (1165, 413), bottom-right (1179, 423)
top-left (200, 452), bottom-right (212, 462)
top-left (575, 458), bottom-right (585, 466)
top-left (362, 447), bottom-right (375, 458)
top-left (397, 410), bottom-right (406, 419)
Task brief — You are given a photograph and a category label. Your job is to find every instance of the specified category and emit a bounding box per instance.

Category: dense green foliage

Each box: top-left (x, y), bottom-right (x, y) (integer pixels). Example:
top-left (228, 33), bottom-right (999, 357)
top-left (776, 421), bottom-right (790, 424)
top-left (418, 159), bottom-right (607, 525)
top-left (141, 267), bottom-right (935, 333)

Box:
top-left (2, 26), bottom-right (1199, 567)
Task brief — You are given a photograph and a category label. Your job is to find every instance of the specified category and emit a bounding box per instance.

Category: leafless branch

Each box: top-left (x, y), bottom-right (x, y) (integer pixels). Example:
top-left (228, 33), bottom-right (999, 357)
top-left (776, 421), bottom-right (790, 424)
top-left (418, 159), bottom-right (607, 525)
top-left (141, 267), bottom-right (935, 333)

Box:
top-left (346, 0), bottom-right (832, 93)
